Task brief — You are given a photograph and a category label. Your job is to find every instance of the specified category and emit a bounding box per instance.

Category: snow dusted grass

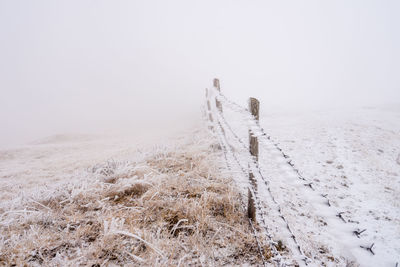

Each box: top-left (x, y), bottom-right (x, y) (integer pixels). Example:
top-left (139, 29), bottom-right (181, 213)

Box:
top-left (0, 131), bottom-right (266, 266)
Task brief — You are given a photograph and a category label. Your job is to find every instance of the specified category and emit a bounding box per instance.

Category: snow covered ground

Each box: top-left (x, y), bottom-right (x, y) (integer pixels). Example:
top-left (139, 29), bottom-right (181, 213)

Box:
top-left (0, 128), bottom-right (190, 203)
top-left (0, 125), bottom-right (266, 266)
top-left (214, 99), bottom-right (400, 266)
top-left (260, 105), bottom-right (400, 266)
top-left (207, 84), bottom-right (400, 267)
top-left (1, 103), bottom-right (399, 266)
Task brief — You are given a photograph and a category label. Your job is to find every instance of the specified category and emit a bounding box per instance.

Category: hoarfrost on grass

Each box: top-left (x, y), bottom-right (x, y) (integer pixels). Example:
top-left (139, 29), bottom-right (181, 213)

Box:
top-left (0, 129), bottom-right (267, 266)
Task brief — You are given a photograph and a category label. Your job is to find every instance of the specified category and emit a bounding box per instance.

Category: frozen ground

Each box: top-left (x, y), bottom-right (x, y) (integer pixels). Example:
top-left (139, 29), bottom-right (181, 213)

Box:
top-left (260, 105), bottom-right (400, 266)
top-left (210, 86), bottom-right (400, 267)
top-left (0, 133), bottom-right (162, 203)
top-left (0, 125), bottom-right (197, 203)
top-left (0, 126), bottom-right (266, 266)
top-left (0, 104), bottom-right (399, 266)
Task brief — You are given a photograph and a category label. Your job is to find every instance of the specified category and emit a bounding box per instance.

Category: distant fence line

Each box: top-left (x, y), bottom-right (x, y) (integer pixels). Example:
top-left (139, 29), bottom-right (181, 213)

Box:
top-left (205, 78), bottom-right (301, 265)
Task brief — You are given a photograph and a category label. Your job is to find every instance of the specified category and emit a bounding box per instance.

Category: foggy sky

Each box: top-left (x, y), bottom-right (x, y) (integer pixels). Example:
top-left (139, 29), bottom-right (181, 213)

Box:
top-left (1, 0), bottom-right (399, 147)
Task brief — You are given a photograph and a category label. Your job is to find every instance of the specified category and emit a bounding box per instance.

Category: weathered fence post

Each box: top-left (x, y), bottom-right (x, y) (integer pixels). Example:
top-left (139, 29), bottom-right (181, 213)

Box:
top-left (213, 78), bottom-right (223, 113)
top-left (213, 78), bottom-right (225, 134)
top-left (248, 97), bottom-right (260, 222)
top-left (205, 88), bottom-right (214, 130)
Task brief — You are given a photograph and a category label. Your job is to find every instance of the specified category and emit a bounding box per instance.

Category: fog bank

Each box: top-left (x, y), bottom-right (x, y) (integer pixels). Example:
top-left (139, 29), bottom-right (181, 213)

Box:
top-left (1, 0), bottom-right (399, 147)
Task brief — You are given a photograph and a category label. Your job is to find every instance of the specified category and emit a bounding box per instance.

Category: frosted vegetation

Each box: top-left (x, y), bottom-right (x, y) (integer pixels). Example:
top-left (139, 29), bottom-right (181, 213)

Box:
top-left (0, 104), bottom-right (399, 266)
top-left (0, 130), bottom-right (267, 266)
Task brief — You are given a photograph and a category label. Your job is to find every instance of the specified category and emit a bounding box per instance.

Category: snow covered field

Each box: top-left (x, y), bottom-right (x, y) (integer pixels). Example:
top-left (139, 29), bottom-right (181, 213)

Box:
top-left (0, 126), bottom-right (266, 266)
top-left (208, 88), bottom-right (400, 267)
top-left (260, 105), bottom-right (400, 266)
top-left (0, 105), bottom-right (399, 266)
top-left (0, 131), bottom-right (171, 203)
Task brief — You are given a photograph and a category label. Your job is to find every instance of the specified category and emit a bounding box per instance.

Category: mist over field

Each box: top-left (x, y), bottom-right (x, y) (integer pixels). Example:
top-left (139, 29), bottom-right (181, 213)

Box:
top-left (1, 2), bottom-right (400, 266)
top-left (0, 0), bottom-right (399, 147)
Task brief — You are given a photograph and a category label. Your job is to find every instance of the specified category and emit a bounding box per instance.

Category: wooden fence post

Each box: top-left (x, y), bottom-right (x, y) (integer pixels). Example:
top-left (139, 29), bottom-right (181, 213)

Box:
top-left (205, 88), bottom-right (214, 130)
top-left (248, 97), bottom-right (260, 222)
top-left (213, 78), bottom-right (223, 113)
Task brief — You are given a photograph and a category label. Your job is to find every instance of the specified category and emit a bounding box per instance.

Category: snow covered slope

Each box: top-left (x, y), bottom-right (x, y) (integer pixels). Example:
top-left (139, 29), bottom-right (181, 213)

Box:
top-left (0, 127), bottom-right (266, 266)
top-left (261, 106), bottom-right (400, 266)
top-left (0, 128), bottom-right (190, 203)
top-left (1, 104), bottom-right (399, 266)
top-left (209, 85), bottom-right (399, 266)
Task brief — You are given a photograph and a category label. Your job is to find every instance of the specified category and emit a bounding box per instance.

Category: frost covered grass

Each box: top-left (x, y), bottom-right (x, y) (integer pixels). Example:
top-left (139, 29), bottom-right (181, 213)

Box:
top-left (0, 131), bottom-right (266, 266)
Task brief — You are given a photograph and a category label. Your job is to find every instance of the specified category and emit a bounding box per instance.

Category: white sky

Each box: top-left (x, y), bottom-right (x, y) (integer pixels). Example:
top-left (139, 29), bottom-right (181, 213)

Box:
top-left (0, 0), bottom-right (399, 147)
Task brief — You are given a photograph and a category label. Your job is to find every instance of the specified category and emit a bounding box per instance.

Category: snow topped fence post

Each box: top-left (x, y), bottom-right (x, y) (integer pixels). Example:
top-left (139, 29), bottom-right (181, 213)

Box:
top-left (205, 88), bottom-right (214, 130)
top-left (248, 97), bottom-right (260, 222)
top-left (213, 78), bottom-right (225, 135)
top-left (213, 78), bottom-right (223, 113)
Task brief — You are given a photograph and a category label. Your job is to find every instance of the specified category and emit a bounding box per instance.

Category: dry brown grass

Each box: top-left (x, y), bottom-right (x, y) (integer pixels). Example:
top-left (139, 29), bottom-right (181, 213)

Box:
top-left (0, 136), bottom-right (268, 266)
